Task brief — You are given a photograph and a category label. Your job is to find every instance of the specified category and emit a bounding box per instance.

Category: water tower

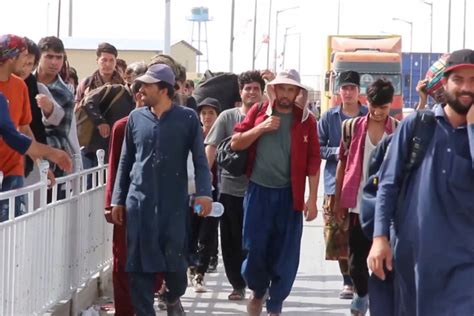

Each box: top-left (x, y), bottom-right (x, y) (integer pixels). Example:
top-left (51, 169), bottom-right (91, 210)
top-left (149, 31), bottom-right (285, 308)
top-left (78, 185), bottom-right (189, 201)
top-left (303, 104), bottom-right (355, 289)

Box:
top-left (186, 7), bottom-right (211, 74)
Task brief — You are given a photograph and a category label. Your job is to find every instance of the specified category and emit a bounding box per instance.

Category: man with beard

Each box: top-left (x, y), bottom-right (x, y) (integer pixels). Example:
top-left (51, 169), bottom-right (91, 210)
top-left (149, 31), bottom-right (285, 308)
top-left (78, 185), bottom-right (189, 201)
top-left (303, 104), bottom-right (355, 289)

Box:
top-left (231, 69), bottom-right (320, 316)
top-left (111, 64), bottom-right (212, 316)
top-left (368, 49), bottom-right (474, 315)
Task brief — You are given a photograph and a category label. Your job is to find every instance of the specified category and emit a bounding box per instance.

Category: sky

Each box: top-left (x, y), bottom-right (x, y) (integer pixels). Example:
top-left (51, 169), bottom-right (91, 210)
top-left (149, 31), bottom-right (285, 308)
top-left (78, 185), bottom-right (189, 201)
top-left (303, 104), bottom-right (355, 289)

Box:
top-left (1, 0), bottom-right (472, 89)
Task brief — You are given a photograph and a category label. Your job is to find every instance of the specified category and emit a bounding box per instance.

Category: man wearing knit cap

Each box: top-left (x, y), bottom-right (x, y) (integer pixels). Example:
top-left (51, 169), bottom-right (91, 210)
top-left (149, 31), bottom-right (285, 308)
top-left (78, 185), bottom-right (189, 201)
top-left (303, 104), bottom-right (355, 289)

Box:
top-left (368, 49), bottom-right (474, 315)
top-left (231, 69), bottom-right (321, 315)
top-left (0, 34), bottom-right (34, 221)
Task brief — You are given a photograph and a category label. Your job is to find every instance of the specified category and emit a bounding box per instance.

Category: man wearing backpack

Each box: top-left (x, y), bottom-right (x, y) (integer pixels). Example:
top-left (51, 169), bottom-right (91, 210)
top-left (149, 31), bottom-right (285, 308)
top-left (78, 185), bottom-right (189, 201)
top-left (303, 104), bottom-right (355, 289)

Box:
top-left (318, 70), bottom-right (367, 300)
top-left (334, 79), bottom-right (398, 316)
top-left (368, 49), bottom-right (474, 315)
top-left (204, 70), bottom-right (266, 301)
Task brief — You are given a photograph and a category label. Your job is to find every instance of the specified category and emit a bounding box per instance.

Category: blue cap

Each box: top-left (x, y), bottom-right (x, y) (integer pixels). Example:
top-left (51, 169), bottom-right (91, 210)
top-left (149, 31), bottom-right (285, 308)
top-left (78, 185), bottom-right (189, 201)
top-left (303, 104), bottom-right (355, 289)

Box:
top-left (135, 63), bottom-right (175, 86)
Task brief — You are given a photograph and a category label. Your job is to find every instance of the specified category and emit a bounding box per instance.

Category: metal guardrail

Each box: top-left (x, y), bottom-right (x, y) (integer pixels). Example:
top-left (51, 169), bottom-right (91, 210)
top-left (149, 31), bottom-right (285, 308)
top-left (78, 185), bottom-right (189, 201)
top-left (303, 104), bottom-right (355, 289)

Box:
top-left (0, 150), bottom-right (112, 316)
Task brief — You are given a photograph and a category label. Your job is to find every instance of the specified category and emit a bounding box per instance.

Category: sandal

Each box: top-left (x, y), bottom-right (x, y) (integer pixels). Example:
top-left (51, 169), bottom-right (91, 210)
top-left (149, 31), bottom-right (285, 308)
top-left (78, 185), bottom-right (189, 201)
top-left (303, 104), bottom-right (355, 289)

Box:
top-left (228, 288), bottom-right (245, 300)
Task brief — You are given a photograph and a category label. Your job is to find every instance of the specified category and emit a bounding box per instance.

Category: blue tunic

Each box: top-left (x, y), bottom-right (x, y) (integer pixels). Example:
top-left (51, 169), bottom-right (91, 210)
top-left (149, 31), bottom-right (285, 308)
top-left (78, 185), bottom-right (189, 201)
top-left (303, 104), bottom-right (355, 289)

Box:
top-left (112, 104), bottom-right (212, 273)
top-left (374, 105), bottom-right (474, 315)
top-left (318, 105), bottom-right (367, 194)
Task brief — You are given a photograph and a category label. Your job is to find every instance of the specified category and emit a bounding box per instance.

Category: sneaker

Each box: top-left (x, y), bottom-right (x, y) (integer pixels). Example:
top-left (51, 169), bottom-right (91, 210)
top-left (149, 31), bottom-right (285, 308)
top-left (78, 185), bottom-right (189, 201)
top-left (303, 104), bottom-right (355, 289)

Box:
top-left (350, 294), bottom-right (369, 316)
top-left (187, 266), bottom-right (196, 287)
top-left (247, 291), bottom-right (264, 316)
top-left (207, 256), bottom-right (218, 273)
top-left (167, 298), bottom-right (185, 316)
top-left (339, 285), bottom-right (354, 299)
top-left (192, 274), bottom-right (207, 293)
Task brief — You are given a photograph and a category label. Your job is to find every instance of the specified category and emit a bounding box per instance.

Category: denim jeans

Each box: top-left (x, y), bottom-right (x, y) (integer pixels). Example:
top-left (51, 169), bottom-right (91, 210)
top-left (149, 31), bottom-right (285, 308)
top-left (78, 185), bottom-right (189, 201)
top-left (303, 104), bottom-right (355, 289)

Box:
top-left (0, 175), bottom-right (25, 222)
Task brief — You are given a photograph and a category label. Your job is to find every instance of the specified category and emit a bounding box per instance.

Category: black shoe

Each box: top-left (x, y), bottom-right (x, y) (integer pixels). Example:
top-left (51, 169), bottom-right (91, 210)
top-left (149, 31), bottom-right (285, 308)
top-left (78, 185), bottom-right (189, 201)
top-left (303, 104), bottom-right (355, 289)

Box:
top-left (167, 298), bottom-right (185, 316)
top-left (207, 256), bottom-right (218, 273)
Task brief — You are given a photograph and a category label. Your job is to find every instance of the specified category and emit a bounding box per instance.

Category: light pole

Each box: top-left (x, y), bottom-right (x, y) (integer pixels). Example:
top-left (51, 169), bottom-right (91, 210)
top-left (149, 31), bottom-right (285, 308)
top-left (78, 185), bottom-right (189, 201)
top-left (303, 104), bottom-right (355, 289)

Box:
top-left (463, 0), bottom-right (467, 48)
top-left (281, 25), bottom-right (295, 70)
top-left (392, 17), bottom-right (413, 52)
top-left (422, 1), bottom-right (433, 54)
top-left (252, 0), bottom-right (257, 70)
top-left (393, 17), bottom-right (414, 106)
top-left (274, 6), bottom-right (299, 73)
top-left (266, 0), bottom-right (272, 69)
top-left (448, 0), bottom-right (451, 52)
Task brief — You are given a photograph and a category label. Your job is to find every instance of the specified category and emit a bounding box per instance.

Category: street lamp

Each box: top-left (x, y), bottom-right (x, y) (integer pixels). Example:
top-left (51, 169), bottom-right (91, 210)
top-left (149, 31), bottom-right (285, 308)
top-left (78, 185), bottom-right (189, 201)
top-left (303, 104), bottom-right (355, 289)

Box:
top-left (281, 25), bottom-right (295, 70)
top-left (422, 1), bottom-right (433, 54)
top-left (392, 17), bottom-right (413, 52)
top-left (274, 6), bottom-right (299, 73)
top-left (393, 17), bottom-right (414, 107)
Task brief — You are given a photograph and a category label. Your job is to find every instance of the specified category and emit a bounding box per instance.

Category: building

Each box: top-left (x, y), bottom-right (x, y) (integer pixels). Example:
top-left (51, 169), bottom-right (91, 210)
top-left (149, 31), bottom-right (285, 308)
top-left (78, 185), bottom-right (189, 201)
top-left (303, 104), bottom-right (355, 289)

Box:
top-left (62, 37), bottom-right (202, 81)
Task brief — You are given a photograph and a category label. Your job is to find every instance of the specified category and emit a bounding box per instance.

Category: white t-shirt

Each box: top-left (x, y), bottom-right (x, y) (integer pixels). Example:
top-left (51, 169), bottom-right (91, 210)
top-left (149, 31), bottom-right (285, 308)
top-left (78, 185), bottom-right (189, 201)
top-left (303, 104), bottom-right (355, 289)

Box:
top-left (349, 133), bottom-right (384, 214)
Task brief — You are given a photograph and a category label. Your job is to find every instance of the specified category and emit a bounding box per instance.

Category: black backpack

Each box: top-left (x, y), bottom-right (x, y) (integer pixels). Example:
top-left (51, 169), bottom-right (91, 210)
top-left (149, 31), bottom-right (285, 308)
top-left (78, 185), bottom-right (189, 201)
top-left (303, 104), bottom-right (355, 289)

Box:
top-left (216, 102), bottom-right (264, 177)
top-left (359, 110), bottom-right (437, 239)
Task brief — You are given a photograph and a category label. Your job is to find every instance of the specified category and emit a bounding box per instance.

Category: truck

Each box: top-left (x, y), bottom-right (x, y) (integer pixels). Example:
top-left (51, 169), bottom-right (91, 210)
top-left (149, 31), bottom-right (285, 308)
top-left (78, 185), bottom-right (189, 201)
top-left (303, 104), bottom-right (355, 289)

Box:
top-left (322, 35), bottom-right (403, 119)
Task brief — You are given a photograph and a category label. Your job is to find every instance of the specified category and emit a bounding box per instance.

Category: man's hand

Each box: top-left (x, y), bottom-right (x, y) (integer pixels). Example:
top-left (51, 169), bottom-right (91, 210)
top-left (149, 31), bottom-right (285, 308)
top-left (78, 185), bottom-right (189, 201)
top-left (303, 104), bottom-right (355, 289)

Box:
top-left (333, 201), bottom-right (348, 223)
top-left (260, 69), bottom-right (275, 82)
top-left (44, 148), bottom-right (72, 173)
top-left (304, 197), bottom-right (318, 221)
top-left (258, 116), bottom-right (280, 133)
top-left (47, 169), bottom-right (56, 188)
top-left (97, 123), bottom-right (111, 138)
top-left (194, 197), bottom-right (212, 217)
top-left (111, 205), bottom-right (125, 225)
top-left (367, 236), bottom-right (393, 280)
top-left (35, 94), bottom-right (54, 116)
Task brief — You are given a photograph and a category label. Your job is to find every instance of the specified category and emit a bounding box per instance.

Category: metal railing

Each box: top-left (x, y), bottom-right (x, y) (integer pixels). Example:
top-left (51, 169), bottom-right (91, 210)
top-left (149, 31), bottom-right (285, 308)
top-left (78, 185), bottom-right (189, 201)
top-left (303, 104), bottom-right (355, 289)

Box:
top-left (0, 150), bottom-right (112, 316)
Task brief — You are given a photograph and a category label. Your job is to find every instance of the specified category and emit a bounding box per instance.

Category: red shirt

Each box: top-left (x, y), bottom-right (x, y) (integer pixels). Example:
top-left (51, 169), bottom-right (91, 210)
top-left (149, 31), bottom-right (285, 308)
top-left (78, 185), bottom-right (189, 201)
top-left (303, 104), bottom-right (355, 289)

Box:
top-left (234, 101), bottom-right (321, 211)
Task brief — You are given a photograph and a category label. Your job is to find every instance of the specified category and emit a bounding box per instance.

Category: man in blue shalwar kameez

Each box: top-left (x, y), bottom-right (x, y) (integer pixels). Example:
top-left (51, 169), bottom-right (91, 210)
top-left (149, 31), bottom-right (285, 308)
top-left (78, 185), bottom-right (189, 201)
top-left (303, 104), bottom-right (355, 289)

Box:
top-left (111, 64), bottom-right (212, 316)
top-left (367, 49), bottom-right (474, 315)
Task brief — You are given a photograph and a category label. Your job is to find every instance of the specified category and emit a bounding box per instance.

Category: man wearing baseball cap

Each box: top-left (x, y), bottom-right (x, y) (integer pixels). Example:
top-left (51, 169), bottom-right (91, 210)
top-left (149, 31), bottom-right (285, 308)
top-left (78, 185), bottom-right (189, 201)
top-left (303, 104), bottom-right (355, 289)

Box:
top-left (111, 63), bottom-right (212, 315)
top-left (368, 49), bottom-right (474, 315)
top-left (318, 70), bottom-right (367, 300)
top-left (231, 69), bottom-right (321, 315)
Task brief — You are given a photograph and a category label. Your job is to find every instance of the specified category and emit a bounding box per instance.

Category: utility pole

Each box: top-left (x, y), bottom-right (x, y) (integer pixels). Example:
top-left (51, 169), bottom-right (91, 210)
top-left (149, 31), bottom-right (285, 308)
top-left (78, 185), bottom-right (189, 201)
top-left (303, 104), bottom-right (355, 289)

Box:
top-left (68, 0), bottom-right (73, 36)
top-left (447, 0), bottom-right (451, 52)
top-left (252, 0), bottom-right (258, 70)
top-left (463, 0), bottom-right (467, 48)
top-left (266, 0), bottom-right (272, 69)
top-left (164, 0), bottom-right (171, 54)
top-left (57, 0), bottom-right (62, 37)
top-left (229, 0), bottom-right (235, 72)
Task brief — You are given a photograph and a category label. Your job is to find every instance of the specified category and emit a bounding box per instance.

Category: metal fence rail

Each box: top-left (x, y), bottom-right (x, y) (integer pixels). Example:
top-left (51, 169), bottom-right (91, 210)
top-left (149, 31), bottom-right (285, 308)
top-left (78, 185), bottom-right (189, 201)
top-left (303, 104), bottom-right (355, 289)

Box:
top-left (0, 151), bottom-right (112, 316)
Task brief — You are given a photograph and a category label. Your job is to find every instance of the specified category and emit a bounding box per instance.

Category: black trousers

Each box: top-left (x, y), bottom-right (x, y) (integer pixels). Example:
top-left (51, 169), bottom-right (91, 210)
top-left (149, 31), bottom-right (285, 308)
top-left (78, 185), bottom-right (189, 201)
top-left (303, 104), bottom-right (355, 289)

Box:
top-left (219, 193), bottom-right (247, 290)
top-left (348, 213), bottom-right (372, 297)
top-left (189, 213), bottom-right (219, 275)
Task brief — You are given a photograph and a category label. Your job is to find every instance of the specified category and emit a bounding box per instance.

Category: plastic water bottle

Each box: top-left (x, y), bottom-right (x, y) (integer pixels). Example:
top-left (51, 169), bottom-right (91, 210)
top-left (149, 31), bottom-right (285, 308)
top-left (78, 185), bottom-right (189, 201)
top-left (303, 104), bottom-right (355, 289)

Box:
top-left (194, 202), bottom-right (224, 217)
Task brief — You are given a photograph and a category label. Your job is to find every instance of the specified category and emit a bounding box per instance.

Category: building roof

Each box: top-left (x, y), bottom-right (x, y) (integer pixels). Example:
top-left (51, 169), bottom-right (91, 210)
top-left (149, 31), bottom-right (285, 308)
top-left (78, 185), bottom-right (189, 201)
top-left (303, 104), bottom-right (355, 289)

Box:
top-left (61, 37), bottom-right (201, 54)
top-left (62, 37), bottom-right (164, 51)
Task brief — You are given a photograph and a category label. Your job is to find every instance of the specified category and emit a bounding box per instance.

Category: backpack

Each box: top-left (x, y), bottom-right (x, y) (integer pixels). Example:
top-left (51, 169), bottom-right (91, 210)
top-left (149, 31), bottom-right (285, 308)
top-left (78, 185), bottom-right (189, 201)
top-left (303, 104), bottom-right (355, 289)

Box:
top-left (359, 110), bottom-right (437, 239)
top-left (216, 102), bottom-right (264, 176)
top-left (76, 84), bottom-right (129, 148)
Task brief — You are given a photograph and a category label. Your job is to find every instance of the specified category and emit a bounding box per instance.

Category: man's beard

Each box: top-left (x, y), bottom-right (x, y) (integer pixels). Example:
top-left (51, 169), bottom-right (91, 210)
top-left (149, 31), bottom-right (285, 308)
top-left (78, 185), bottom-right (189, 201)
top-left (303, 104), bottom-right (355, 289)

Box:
top-left (444, 90), bottom-right (474, 115)
top-left (276, 98), bottom-right (293, 109)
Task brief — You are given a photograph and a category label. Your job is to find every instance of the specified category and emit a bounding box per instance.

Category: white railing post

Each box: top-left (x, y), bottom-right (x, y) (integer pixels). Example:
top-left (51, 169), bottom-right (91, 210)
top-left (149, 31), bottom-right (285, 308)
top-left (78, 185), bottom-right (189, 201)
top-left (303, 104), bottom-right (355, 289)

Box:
top-left (38, 160), bottom-right (49, 209)
top-left (96, 149), bottom-right (105, 187)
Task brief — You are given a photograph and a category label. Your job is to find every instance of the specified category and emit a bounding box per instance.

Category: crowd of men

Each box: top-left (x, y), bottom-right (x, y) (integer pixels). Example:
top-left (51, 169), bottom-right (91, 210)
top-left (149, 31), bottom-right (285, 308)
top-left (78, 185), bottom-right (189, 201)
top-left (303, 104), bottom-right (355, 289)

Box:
top-left (0, 33), bottom-right (473, 316)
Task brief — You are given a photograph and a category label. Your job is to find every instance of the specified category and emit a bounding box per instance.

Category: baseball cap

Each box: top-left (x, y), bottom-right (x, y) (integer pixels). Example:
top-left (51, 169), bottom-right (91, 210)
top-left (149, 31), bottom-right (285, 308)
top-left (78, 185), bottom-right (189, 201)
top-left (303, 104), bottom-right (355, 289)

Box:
top-left (337, 70), bottom-right (360, 88)
top-left (197, 97), bottom-right (221, 113)
top-left (135, 63), bottom-right (175, 86)
top-left (0, 34), bottom-right (27, 62)
top-left (444, 49), bottom-right (474, 74)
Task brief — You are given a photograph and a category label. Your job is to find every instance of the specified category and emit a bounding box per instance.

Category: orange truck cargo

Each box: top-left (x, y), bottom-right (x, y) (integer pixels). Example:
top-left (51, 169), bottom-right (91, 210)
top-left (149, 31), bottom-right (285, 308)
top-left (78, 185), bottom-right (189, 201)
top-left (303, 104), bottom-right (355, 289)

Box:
top-left (322, 35), bottom-right (403, 119)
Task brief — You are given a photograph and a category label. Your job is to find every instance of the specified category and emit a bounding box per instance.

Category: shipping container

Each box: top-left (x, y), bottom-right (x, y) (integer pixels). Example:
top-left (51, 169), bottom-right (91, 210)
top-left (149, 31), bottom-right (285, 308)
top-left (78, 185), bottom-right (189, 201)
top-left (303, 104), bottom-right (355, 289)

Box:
top-left (402, 52), bottom-right (443, 108)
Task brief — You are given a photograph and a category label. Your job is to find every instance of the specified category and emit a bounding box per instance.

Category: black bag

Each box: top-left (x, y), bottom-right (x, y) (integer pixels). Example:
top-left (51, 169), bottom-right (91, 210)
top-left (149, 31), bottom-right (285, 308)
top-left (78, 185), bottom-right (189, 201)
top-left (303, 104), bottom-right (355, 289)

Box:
top-left (216, 136), bottom-right (248, 177)
top-left (359, 110), bottom-right (436, 239)
top-left (215, 102), bottom-right (264, 177)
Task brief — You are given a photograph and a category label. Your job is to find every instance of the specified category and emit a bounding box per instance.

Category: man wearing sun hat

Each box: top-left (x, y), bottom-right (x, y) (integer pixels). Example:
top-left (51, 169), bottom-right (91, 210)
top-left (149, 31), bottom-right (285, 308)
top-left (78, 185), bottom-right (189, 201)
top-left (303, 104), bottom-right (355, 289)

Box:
top-left (231, 69), bottom-right (321, 315)
top-left (111, 63), bottom-right (212, 315)
top-left (368, 49), bottom-right (474, 315)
